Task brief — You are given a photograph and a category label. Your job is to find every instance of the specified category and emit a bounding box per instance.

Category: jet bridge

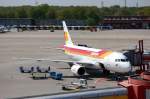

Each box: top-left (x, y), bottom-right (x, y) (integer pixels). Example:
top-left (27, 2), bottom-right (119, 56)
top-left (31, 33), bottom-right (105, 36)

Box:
top-left (123, 40), bottom-right (150, 73)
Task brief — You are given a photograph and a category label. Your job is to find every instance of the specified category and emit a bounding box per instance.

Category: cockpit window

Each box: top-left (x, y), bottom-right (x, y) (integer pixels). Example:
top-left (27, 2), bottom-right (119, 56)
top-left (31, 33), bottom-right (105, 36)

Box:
top-left (121, 59), bottom-right (128, 62)
top-left (115, 59), bottom-right (128, 62)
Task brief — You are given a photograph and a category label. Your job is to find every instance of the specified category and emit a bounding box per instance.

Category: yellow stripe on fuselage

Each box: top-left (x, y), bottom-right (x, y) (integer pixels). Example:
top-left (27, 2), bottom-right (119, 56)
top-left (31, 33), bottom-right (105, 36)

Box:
top-left (99, 51), bottom-right (112, 59)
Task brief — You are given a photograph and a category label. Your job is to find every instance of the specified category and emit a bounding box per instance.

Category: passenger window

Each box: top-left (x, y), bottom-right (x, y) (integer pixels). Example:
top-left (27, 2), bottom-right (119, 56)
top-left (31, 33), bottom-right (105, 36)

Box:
top-left (115, 59), bottom-right (128, 62)
top-left (115, 59), bottom-right (120, 62)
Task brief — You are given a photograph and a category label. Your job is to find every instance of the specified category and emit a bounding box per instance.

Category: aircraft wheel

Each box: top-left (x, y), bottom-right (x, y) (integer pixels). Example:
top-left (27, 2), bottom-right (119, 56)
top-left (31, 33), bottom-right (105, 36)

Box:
top-left (103, 69), bottom-right (110, 75)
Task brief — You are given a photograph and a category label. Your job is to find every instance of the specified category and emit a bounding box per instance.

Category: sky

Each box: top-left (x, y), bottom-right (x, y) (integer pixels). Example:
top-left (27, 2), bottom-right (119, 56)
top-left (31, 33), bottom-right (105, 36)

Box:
top-left (0, 0), bottom-right (149, 7)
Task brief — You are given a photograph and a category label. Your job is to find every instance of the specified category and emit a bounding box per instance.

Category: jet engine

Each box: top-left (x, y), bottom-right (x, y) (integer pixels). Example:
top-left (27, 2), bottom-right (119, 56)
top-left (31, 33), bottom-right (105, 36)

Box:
top-left (71, 64), bottom-right (85, 75)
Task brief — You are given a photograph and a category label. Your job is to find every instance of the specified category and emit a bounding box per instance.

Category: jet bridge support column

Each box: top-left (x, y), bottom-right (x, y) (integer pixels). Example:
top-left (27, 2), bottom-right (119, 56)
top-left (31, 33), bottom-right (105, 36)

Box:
top-left (139, 40), bottom-right (144, 72)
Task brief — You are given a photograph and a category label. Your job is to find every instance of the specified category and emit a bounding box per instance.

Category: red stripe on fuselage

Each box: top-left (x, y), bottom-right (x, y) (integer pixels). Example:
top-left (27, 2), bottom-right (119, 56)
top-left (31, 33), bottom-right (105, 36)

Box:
top-left (64, 46), bottom-right (91, 55)
top-left (63, 46), bottom-right (108, 59)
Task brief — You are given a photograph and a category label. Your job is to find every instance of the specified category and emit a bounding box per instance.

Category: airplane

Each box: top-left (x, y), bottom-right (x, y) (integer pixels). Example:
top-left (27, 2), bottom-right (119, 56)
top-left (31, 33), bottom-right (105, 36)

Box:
top-left (0, 25), bottom-right (10, 33)
top-left (52, 21), bottom-right (131, 76)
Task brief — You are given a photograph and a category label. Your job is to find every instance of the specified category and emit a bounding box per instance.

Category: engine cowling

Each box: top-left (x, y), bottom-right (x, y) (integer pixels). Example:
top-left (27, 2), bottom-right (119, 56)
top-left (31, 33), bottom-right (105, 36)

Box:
top-left (71, 64), bottom-right (85, 76)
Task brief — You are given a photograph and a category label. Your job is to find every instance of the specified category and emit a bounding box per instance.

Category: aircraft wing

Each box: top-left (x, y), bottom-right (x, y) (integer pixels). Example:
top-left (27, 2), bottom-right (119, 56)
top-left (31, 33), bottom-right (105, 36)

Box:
top-left (13, 57), bottom-right (92, 65)
top-left (12, 57), bottom-right (55, 61)
top-left (52, 59), bottom-right (96, 66)
top-left (13, 57), bottom-right (97, 66)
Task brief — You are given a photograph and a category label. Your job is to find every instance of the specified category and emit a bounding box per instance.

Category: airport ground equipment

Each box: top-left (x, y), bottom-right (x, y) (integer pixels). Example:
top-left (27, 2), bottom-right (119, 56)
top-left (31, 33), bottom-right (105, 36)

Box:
top-left (62, 79), bottom-right (88, 90)
top-left (31, 72), bottom-right (47, 80)
top-left (62, 84), bottom-right (80, 90)
top-left (19, 66), bottom-right (34, 73)
top-left (19, 66), bottom-right (50, 73)
top-left (49, 71), bottom-right (63, 80)
top-left (119, 71), bottom-right (150, 99)
top-left (71, 79), bottom-right (88, 88)
top-left (36, 66), bottom-right (50, 73)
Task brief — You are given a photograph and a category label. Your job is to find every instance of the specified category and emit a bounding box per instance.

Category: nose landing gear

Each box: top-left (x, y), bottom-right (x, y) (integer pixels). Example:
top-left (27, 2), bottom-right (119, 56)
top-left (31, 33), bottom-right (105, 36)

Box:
top-left (99, 63), bottom-right (110, 75)
top-left (103, 69), bottom-right (110, 75)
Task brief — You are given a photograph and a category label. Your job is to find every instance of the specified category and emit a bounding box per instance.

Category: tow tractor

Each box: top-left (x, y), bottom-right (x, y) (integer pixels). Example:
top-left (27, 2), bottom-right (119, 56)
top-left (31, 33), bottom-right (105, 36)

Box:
top-left (62, 79), bottom-right (88, 90)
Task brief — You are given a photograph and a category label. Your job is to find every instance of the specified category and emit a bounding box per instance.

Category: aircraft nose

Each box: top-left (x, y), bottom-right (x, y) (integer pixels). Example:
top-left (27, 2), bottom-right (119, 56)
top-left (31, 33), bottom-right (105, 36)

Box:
top-left (123, 62), bottom-right (131, 72)
top-left (117, 62), bottom-right (131, 73)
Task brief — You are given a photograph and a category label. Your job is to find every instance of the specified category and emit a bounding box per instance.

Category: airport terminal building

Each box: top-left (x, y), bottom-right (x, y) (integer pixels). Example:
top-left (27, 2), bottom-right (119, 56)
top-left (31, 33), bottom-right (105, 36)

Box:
top-left (0, 18), bottom-right (85, 26)
top-left (102, 16), bottom-right (150, 29)
top-left (0, 16), bottom-right (149, 29)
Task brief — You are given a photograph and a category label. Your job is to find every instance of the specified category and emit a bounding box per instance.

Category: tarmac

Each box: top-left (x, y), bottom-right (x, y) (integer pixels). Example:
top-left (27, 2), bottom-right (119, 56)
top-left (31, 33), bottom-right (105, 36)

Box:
top-left (0, 29), bottom-right (150, 98)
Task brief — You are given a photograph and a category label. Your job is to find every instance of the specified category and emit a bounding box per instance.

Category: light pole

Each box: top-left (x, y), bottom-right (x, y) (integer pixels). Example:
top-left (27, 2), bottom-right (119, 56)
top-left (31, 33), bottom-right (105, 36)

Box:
top-left (101, 0), bottom-right (104, 8)
top-left (136, 0), bottom-right (139, 8)
top-left (125, 0), bottom-right (127, 8)
top-left (34, 0), bottom-right (39, 6)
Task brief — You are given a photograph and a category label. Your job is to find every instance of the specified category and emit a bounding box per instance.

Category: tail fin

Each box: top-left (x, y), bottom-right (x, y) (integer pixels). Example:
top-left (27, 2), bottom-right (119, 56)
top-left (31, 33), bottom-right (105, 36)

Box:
top-left (62, 21), bottom-right (73, 45)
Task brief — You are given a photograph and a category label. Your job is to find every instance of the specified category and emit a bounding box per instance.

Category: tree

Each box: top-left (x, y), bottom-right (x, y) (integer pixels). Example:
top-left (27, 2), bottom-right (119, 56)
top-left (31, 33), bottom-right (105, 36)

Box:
top-left (16, 8), bottom-right (28, 18)
top-left (46, 9), bottom-right (56, 19)
top-left (0, 5), bottom-right (149, 21)
top-left (137, 7), bottom-right (150, 16)
top-left (86, 17), bottom-right (96, 26)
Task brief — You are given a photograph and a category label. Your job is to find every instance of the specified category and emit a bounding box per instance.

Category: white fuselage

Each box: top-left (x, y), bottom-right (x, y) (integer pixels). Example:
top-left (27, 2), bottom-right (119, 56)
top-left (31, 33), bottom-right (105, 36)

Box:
top-left (64, 45), bottom-right (131, 73)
